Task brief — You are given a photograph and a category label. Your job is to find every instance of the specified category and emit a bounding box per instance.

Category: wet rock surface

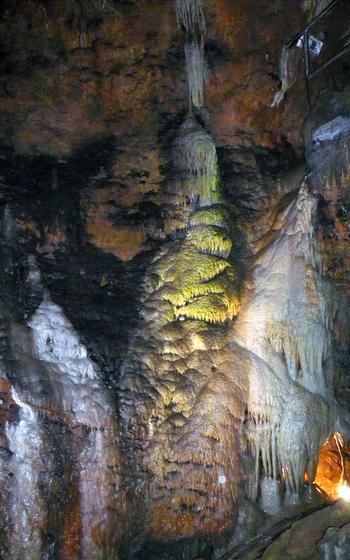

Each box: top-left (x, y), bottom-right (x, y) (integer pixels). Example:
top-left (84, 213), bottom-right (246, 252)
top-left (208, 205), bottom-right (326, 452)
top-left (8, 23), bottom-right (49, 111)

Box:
top-left (261, 501), bottom-right (350, 560)
top-left (0, 1), bottom-right (350, 559)
top-left (318, 522), bottom-right (350, 560)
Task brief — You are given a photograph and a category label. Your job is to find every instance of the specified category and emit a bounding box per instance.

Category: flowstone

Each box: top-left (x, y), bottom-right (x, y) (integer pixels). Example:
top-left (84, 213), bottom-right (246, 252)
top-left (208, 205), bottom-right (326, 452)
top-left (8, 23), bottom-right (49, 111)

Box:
top-left (119, 114), bottom-right (242, 543)
top-left (233, 179), bottom-right (350, 508)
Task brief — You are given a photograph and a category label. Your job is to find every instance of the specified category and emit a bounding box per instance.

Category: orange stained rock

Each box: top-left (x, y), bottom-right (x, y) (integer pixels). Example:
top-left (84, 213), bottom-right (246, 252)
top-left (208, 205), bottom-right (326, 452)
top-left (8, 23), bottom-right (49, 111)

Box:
top-left (38, 225), bottom-right (68, 254)
top-left (83, 183), bottom-right (149, 259)
top-left (88, 221), bottom-right (145, 261)
top-left (0, 377), bottom-right (12, 394)
top-left (315, 439), bottom-right (350, 499)
top-left (148, 502), bottom-right (232, 540)
top-left (60, 499), bottom-right (81, 560)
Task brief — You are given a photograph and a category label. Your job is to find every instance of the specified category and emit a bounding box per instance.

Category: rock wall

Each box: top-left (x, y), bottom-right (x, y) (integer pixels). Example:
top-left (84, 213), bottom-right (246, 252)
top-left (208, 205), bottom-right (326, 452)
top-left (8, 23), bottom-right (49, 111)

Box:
top-left (1, 1), bottom-right (350, 559)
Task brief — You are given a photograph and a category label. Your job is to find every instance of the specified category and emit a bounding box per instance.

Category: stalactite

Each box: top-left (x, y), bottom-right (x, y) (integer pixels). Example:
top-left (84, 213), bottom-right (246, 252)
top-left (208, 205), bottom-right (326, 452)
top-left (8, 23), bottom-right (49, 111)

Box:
top-left (172, 114), bottom-right (216, 182)
top-left (234, 182), bottom-right (348, 505)
top-left (155, 115), bottom-right (239, 323)
top-left (302, 0), bottom-right (333, 17)
top-left (184, 38), bottom-right (207, 109)
top-left (271, 45), bottom-right (302, 108)
top-left (175, 0), bottom-right (207, 108)
top-left (175, 0), bottom-right (206, 36)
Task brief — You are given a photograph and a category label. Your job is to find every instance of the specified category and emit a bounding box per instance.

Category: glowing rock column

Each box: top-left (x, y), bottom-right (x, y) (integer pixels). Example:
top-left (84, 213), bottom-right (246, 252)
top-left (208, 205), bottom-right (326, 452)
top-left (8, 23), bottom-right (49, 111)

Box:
top-left (120, 113), bottom-right (242, 542)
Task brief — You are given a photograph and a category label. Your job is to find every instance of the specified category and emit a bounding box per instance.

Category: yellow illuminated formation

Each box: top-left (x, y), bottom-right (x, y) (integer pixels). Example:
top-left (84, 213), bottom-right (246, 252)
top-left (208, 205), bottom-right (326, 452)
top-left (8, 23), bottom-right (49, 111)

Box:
top-left (149, 114), bottom-right (239, 324)
top-left (120, 113), bottom-right (241, 541)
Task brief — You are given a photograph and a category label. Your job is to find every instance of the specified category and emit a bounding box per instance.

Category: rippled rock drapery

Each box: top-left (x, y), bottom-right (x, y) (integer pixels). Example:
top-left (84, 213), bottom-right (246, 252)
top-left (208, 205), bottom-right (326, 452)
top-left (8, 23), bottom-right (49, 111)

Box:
top-left (119, 103), bottom-right (350, 554)
top-left (229, 86), bottom-right (350, 515)
top-left (234, 182), bottom-right (342, 505)
top-left (1, 1), bottom-right (350, 559)
top-left (119, 113), bottom-right (243, 549)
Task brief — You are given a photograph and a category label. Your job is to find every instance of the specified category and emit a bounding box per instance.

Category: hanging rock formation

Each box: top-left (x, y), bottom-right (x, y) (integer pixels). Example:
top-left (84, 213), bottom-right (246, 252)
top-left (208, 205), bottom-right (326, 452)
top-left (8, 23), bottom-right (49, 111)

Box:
top-left (176, 0), bottom-right (207, 109)
top-left (0, 1), bottom-right (350, 559)
top-left (234, 181), bottom-right (339, 505)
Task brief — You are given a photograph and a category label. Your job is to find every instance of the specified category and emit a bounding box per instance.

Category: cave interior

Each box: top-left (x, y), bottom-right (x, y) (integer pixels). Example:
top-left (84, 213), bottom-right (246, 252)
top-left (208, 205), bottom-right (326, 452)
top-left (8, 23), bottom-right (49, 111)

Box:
top-left (1, 1), bottom-right (350, 559)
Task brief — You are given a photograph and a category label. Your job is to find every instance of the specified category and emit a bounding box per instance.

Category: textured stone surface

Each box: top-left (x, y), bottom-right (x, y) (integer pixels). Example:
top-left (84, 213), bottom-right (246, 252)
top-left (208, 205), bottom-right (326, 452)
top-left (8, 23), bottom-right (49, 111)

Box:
top-left (262, 502), bottom-right (350, 560)
top-left (0, 0), bottom-right (310, 266)
top-left (318, 522), bottom-right (350, 560)
top-left (0, 1), bottom-right (350, 559)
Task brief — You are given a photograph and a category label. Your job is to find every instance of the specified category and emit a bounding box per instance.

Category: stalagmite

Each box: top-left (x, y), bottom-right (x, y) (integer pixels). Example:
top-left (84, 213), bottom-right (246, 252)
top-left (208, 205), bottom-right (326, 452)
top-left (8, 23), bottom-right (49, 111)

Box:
top-left (119, 113), bottom-right (243, 544)
top-left (0, 259), bottom-right (122, 559)
top-left (5, 389), bottom-right (47, 560)
top-left (27, 295), bottom-right (120, 557)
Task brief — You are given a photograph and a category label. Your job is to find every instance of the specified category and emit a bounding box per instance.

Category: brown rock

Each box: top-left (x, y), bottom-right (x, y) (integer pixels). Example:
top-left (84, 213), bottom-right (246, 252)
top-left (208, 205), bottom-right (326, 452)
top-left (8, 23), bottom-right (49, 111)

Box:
top-left (262, 501), bottom-right (350, 560)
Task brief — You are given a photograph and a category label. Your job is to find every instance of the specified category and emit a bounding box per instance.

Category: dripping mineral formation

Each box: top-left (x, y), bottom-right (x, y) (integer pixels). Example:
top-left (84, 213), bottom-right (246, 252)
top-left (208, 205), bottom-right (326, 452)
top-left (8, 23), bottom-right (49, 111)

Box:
top-left (176, 0), bottom-right (207, 109)
top-left (0, 0), bottom-right (350, 559)
top-left (119, 113), bottom-right (242, 545)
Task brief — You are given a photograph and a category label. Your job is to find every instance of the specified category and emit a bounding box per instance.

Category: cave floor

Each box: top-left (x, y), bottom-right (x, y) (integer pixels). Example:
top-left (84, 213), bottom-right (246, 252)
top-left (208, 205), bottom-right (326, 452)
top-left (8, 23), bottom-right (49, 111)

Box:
top-left (220, 500), bottom-right (350, 559)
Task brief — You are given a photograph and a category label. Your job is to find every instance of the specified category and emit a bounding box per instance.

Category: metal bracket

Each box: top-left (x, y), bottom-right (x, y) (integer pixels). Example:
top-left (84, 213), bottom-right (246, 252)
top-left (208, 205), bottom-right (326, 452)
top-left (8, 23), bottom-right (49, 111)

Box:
top-left (285, 0), bottom-right (350, 107)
